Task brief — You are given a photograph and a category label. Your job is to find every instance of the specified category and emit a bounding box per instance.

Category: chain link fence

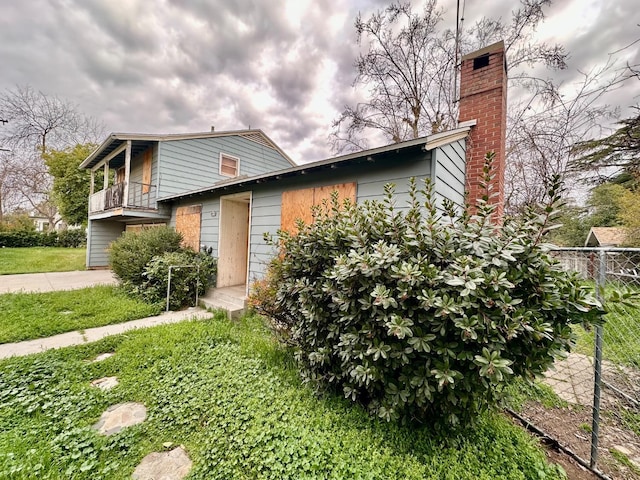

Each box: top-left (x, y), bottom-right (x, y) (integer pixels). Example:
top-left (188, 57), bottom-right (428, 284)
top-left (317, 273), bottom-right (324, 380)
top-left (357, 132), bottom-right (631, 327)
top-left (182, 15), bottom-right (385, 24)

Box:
top-left (519, 248), bottom-right (640, 478)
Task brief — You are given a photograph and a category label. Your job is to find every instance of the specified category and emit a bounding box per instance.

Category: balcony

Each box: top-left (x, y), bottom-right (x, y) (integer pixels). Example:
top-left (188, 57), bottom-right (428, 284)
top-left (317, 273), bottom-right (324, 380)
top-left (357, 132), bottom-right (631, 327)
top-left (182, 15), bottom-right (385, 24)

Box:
top-left (89, 182), bottom-right (158, 214)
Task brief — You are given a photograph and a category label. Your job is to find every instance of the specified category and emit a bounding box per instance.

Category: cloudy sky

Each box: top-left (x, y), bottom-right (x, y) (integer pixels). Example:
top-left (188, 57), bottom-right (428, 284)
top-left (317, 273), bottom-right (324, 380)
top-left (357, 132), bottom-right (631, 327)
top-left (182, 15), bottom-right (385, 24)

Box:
top-left (1, 0), bottom-right (638, 163)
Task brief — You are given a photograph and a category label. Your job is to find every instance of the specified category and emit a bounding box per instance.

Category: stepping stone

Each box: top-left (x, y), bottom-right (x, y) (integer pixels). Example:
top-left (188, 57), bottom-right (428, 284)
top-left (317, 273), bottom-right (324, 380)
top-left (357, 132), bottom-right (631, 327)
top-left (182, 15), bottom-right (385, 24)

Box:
top-left (93, 402), bottom-right (146, 436)
top-left (90, 376), bottom-right (118, 391)
top-left (92, 352), bottom-right (115, 362)
top-left (132, 446), bottom-right (192, 480)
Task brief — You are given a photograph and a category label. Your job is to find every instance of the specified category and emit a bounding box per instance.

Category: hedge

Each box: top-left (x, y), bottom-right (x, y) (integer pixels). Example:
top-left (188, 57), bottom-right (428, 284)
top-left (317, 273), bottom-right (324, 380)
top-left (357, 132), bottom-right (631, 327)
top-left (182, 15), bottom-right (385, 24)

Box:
top-left (0, 230), bottom-right (86, 248)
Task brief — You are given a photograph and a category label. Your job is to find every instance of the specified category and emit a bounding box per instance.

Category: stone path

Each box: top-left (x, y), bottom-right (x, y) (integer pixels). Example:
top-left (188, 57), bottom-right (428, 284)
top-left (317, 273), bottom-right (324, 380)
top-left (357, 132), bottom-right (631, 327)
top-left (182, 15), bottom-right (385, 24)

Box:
top-left (544, 353), bottom-right (594, 405)
top-left (91, 376), bottom-right (118, 390)
top-left (0, 270), bottom-right (117, 294)
top-left (93, 402), bottom-right (147, 436)
top-left (0, 308), bottom-right (213, 359)
top-left (132, 447), bottom-right (193, 480)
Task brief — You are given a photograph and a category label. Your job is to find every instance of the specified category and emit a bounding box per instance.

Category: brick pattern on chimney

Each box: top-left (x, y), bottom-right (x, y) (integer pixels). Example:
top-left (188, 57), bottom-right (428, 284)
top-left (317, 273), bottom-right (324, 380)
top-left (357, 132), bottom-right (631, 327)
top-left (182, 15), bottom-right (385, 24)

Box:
top-left (458, 42), bottom-right (507, 218)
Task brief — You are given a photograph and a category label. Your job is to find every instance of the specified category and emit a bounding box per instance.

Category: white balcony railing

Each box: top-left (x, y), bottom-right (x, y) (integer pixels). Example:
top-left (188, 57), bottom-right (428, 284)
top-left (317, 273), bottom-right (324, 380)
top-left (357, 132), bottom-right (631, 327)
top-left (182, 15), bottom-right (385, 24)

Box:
top-left (89, 182), bottom-right (157, 214)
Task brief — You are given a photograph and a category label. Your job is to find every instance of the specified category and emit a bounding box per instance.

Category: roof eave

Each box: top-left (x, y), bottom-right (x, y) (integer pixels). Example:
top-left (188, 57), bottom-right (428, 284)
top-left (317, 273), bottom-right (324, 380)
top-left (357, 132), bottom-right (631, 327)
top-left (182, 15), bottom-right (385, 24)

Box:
top-left (158, 126), bottom-right (472, 202)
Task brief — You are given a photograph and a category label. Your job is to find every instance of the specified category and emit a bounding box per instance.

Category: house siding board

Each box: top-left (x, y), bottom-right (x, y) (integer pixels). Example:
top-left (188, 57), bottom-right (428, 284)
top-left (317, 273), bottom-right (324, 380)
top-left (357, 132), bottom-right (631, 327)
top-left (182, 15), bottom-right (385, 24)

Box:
top-left (158, 136), bottom-right (291, 198)
top-left (165, 148), bottom-right (439, 282)
top-left (87, 220), bottom-right (123, 268)
top-left (433, 140), bottom-right (466, 211)
top-left (168, 198), bottom-right (219, 253)
top-left (248, 150), bottom-right (432, 280)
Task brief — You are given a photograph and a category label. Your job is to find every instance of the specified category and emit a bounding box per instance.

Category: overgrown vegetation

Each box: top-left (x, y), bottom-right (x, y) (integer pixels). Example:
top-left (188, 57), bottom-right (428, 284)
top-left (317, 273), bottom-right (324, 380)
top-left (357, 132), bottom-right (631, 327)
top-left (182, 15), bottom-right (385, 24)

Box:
top-left (0, 286), bottom-right (161, 343)
top-left (109, 227), bottom-right (217, 310)
top-left (109, 227), bottom-right (183, 287)
top-left (252, 159), bottom-right (603, 425)
top-left (134, 250), bottom-right (217, 310)
top-left (0, 315), bottom-right (566, 479)
top-left (0, 247), bottom-right (86, 274)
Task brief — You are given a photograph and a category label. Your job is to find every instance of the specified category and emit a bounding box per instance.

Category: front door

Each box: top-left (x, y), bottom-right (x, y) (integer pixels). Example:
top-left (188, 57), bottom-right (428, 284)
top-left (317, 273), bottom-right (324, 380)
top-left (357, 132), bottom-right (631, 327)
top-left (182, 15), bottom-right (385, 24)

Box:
top-left (217, 192), bottom-right (251, 288)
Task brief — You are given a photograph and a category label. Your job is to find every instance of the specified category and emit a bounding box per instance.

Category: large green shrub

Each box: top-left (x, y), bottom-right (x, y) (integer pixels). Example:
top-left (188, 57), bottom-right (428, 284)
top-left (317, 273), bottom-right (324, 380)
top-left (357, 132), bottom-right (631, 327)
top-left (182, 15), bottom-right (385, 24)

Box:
top-left (254, 161), bottom-right (603, 426)
top-left (109, 227), bottom-right (183, 287)
top-left (135, 250), bottom-right (217, 310)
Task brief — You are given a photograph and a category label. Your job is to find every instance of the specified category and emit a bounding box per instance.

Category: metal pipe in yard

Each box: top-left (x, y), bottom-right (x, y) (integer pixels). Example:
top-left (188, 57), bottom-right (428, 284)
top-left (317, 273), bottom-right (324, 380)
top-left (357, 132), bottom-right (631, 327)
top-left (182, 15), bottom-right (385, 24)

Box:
top-left (165, 264), bottom-right (200, 312)
top-left (590, 250), bottom-right (606, 469)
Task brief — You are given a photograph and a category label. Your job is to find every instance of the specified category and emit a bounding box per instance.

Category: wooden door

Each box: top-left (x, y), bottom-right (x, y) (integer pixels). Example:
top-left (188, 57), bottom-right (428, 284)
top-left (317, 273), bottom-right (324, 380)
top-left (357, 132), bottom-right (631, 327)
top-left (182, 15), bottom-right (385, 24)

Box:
top-left (217, 196), bottom-right (250, 287)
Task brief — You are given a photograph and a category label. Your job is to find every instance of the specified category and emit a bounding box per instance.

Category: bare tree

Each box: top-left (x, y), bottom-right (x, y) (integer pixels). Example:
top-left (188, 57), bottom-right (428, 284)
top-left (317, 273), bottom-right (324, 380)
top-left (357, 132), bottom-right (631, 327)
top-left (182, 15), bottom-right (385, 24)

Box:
top-left (505, 60), bottom-right (629, 213)
top-left (330, 0), bottom-right (568, 153)
top-left (0, 85), bottom-right (104, 229)
top-left (0, 85), bottom-right (103, 153)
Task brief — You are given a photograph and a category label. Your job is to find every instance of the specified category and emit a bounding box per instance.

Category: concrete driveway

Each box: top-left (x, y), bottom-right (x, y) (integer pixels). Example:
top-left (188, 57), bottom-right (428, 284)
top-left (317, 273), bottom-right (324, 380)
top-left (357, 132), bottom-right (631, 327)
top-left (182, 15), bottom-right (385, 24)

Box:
top-left (0, 270), bottom-right (117, 294)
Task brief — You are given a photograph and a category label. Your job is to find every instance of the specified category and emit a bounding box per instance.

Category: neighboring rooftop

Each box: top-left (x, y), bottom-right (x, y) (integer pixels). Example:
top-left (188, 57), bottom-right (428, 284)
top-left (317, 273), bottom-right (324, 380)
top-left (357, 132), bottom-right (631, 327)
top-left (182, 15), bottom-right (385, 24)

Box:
top-left (585, 227), bottom-right (628, 247)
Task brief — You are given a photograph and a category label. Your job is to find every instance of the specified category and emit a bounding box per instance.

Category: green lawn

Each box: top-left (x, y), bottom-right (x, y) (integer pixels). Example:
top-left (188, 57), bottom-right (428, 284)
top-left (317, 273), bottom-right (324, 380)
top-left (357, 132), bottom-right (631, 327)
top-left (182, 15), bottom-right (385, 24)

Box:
top-left (0, 247), bottom-right (87, 274)
top-left (0, 315), bottom-right (566, 479)
top-left (0, 286), bottom-right (161, 344)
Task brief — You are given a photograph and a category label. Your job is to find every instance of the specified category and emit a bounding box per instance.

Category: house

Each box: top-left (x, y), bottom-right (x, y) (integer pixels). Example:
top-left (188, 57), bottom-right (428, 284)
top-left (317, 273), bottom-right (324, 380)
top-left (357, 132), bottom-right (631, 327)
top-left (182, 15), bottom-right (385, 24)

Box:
top-left (82, 41), bottom-right (507, 303)
top-left (80, 129), bottom-right (295, 267)
top-left (584, 227), bottom-right (628, 247)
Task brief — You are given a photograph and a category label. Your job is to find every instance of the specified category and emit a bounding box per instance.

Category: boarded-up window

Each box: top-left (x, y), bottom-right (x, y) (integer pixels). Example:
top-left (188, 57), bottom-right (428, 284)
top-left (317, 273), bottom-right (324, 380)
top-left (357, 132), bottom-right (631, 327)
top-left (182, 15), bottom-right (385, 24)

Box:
top-left (220, 153), bottom-right (239, 177)
top-left (175, 205), bottom-right (202, 251)
top-left (281, 182), bottom-right (356, 234)
top-left (142, 149), bottom-right (152, 193)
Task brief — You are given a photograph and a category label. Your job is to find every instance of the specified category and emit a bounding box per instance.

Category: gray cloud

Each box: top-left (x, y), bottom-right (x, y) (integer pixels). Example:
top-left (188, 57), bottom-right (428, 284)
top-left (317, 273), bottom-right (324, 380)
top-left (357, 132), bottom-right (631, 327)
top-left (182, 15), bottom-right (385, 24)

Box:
top-left (1, 0), bottom-right (638, 164)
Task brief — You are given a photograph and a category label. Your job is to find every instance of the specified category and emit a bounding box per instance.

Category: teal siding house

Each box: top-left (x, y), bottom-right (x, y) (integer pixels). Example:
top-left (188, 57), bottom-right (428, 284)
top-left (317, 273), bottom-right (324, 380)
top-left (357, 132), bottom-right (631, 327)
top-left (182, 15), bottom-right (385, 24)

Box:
top-left (82, 41), bottom-right (508, 302)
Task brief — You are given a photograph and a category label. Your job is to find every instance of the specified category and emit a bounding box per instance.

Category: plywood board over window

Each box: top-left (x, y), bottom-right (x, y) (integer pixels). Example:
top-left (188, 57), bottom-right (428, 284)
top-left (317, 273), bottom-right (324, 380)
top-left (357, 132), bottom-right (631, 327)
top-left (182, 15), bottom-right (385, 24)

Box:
top-left (142, 149), bottom-right (152, 193)
top-left (281, 182), bottom-right (356, 234)
top-left (175, 205), bottom-right (202, 252)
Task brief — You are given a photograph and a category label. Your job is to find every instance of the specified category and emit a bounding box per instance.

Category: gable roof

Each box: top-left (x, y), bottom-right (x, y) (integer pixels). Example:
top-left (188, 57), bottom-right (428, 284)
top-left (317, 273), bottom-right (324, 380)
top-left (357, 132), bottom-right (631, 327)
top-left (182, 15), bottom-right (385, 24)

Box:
top-left (80, 129), bottom-right (295, 169)
top-left (585, 227), bottom-right (628, 247)
top-left (159, 125), bottom-right (472, 202)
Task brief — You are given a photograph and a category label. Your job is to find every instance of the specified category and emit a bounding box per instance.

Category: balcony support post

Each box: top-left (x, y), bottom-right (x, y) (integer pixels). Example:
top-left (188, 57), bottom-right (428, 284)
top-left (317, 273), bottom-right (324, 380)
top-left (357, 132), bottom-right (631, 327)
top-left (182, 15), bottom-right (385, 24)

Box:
top-left (103, 162), bottom-right (109, 190)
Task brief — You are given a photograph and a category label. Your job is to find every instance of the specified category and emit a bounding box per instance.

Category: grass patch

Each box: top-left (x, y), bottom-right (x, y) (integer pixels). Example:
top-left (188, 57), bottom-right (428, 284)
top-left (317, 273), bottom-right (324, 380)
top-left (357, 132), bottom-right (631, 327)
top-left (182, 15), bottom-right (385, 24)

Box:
top-left (0, 286), bottom-right (161, 343)
top-left (0, 315), bottom-right (566, 479)
top-left (0, 247), bottom-right (86, 274)
top-left (572, 310), bottom-right (640, 368)
top-left (568, 280), bottom-right (640, 367)
top-left (504, 378), bottom-right (568, 412)
top-left (610, 448), bottom-right (640, 476)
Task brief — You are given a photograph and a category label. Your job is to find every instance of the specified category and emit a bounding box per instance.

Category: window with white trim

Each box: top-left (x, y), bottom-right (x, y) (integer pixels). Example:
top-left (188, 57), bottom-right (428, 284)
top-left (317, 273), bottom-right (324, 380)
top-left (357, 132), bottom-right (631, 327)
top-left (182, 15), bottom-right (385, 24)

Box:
top-left (219, 153), bottom-right (239, 177)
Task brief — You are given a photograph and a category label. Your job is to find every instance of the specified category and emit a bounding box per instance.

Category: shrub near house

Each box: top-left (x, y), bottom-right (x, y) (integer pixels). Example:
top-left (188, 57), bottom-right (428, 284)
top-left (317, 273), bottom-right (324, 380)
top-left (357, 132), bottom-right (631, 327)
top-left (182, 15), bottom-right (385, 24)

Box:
top-left (109, 226), bottom-right (216, 309)
top-left (252, 164), bottom-right (604, 426)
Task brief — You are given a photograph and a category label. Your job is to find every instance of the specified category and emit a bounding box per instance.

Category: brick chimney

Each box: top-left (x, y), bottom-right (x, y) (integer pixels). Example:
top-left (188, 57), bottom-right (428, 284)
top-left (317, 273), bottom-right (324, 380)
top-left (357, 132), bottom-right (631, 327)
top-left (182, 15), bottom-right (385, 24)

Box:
top-left (458, 41), bottom-right (507, 218)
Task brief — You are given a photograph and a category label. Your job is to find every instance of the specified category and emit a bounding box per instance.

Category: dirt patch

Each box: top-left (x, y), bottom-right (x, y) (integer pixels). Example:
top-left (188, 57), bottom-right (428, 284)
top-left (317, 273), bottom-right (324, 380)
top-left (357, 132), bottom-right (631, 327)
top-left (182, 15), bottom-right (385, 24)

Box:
top-left (518, 398), bottom-right (640, 479)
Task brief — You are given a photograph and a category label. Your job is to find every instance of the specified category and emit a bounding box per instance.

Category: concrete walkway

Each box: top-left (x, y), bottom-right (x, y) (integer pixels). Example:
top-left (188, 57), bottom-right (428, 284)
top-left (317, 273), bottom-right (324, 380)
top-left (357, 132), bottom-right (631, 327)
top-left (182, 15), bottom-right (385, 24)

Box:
top-left (0, 270), bottom-right (117, 294)
top-left (0, 308), bottom-right (213, 359)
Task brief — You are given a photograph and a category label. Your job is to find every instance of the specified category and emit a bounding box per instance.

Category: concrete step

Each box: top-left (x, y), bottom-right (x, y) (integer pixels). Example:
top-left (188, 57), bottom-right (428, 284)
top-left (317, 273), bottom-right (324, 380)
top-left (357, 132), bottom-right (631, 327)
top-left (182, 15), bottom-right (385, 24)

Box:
top-left (210, 290), bottom-right (247, 308)
top-left (199, 296), bottom-right (245, 319)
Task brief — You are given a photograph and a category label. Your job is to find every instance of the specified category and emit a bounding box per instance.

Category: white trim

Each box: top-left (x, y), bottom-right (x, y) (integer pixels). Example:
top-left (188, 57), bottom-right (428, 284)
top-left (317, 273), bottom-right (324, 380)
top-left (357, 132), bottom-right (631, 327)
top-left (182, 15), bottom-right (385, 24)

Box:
top-left (245, 191), bottom-right (252, 295)
top-left (123, 140), bottom-right (131, 207)
top-left (219, 152), bottom-right (240, 178)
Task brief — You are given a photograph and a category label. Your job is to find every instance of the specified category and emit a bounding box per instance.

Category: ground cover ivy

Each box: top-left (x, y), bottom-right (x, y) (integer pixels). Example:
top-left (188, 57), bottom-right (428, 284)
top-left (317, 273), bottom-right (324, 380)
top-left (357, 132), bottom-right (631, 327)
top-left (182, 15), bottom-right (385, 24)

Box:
top-left (252, 156), bottom-right (604, 425)
top-left (0, 315), bottom-right (565, 479)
